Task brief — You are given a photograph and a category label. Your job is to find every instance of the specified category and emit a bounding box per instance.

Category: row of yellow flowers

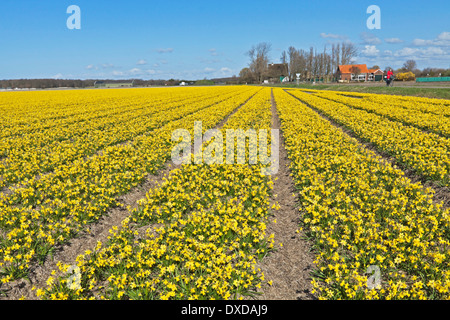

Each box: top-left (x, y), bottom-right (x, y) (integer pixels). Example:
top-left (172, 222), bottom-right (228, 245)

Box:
top-left (310, 90), bottom-right (450, 138)
top-left (0, 86), bottom-right (260, 289)
top-left (363, 92), bottom-right (450, 117)
top-left (287, 89), bottom-right (450, 187)
top-left (36, 88), bottom-right (276, 300)
top-left (0, 87), bottom-right (243, 188)
top-left (0, 88), bottom-right (220, 138)
top-left (274, 88), bottom-right (450, 299)
top-left (299, 89), bottom-right (450, 116)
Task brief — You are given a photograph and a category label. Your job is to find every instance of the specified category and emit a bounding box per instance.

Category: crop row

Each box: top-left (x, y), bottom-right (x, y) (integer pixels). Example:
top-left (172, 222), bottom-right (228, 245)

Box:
top-left (0, 88), bottom-right (215, 133)
top-left (323, 90), bottom-right (450, 116)
top-left (0, 86), bottom-right (260, 288)
top-left (35, 88), bottom-right (276, 300)
top-left (288, 90), bottom-right (450, 187)
top-left (0, 87), bottom-right (244, 188)
top-left (274, 88), bottom-right (450, 299)
top-left (312, 90), bottom-right (450, 138)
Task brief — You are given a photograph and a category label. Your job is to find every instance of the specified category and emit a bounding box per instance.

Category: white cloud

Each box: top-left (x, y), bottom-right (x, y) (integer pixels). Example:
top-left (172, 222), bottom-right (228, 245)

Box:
top-left (385, 38), bottom-right (404, 44)
top-left (199, 57), bottom-right (221, 64)
top-left (361, 45), bottom-right (380, 56)
top-left (112, 68), bottom-right (159, 78)
top-left (393, 46), bottom-right (449, 61)
top-left (112, 70), bottom-right (125, 76)
top-left (220, 67), bottom-right (232, 75)
top-left (320, 32), bottom-right (347, 39)
top-left (437, 31), bottom-right (450, 41)
top-left (152, 59), bottom-right (168, 68)
top-left (86, 63), bottom-right (115, 71)
top-left (129, 68), bottom-right (142, 75)
top-left (52, 73), bottom-right (63, 79)
top-left (412, 39), bottom-right (433, 46)
top-left (360, 32), bottom-right (382, 45)
top-left (413, 31), bottom-right (450, 47)
top-left (209, 48), bottom-right (219, 56)
top-left (394, 47), bottom-right (419, 57)
top-left (137, 59), bottom-right (147, 65)
top-left (204, 67), bottom-right (215, 73)
top-left (420, 47), bottom-right (446, 56)
top-left (156, 48), bottom-right (174, 53)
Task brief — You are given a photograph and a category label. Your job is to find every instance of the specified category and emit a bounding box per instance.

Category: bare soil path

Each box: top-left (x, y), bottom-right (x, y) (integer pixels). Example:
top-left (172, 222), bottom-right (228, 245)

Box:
top-left (254, 89), bottom-right (317, 300)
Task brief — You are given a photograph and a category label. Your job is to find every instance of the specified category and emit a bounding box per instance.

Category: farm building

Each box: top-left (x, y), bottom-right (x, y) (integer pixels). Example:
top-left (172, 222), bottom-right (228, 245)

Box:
top-left (336, 64), bottom-right (370, 82)
top-left (94, 80), bottom-right (135, 88)
top-left (267, 63), bottom-right (289, 83)
top-left (368, 68), bottom-right (384, 81)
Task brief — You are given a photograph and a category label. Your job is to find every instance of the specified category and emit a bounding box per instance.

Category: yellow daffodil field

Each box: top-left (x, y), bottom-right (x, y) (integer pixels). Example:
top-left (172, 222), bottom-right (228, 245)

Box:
top-left (1, 86), bottom-right (449, 300)
top-left (275, 88), bottom-right (450, 299)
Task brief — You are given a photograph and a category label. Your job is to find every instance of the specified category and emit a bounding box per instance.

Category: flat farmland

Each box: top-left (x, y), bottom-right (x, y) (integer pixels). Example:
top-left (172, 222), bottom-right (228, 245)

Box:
top-left (1, 86), bottom-right (450, 300)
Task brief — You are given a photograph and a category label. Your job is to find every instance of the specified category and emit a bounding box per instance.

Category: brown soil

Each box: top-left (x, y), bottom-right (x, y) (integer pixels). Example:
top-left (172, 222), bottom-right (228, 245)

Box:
top-left (254, 89), bottom-right (317, 300)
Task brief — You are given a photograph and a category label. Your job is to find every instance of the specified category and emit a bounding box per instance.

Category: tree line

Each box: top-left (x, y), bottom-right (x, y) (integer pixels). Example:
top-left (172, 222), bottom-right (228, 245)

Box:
top-left (0, 79), bottom-right (171, 89)
top-left (394, 60), bottom-right (450, 78)
top-left (240, 42), bottom-right (450, 84)
top-left (240, 41), bottom-right (358, 83)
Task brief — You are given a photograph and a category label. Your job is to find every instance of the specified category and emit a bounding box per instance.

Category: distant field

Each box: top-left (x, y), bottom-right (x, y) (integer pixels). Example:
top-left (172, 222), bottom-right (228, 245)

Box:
top-left (273, 82), bottom-right (450, 99)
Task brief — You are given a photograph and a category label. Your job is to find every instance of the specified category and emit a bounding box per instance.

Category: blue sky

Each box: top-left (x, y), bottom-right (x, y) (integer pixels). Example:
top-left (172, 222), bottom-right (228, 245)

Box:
top-left (0, 0), bottom-right (448, 80)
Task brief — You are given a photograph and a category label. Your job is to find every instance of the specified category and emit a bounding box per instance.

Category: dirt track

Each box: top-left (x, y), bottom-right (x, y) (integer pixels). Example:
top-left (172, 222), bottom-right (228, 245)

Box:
top-left (254, 89), bottom-right (316, 300)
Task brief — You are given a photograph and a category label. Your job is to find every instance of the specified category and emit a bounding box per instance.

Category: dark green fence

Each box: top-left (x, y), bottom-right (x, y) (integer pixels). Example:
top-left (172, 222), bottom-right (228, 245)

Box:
top-left (416, 77), bottom-right (450, 82)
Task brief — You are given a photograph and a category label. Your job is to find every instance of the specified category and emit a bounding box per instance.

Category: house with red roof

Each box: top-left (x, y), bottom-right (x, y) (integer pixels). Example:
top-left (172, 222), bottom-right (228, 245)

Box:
top-left (336, 64), bottom-right (369, 82)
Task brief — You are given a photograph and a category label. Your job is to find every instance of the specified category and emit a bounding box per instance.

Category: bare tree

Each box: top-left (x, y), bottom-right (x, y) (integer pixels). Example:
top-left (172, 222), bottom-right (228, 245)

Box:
top-left (350, 66), bottom-right (362, 81)
top-left (312, 48), bottom-right (320, 80)
top-left (325, 48), bottom-right (332, 81)
top-left (280, 50), bottom-right (287, 65)
top-left (307, 47), bottom-right (314, 80)
top-left (264, 41), bottom-right (356, 84)
top-left (402, 59), bottom-right (417, 71)
top-left (335, 43), bottom-right (340, 69)
top-left (288, 46), bottom-right (299, 79)
top-left (247, 42), bottom-right (272, 83)
top-left (340, 42), bottom-right (358, 65)
top-left (287, 46), bottom-right (307, 80)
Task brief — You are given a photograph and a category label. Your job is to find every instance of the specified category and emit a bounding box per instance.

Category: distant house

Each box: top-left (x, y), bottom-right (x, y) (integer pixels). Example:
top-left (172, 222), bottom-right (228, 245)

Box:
top-left (267, 63), bottom-right (289, 83)
top-left (336, 64), bottom-right (370, 82)
top-left (368, 68), bottom-right (384, 81)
